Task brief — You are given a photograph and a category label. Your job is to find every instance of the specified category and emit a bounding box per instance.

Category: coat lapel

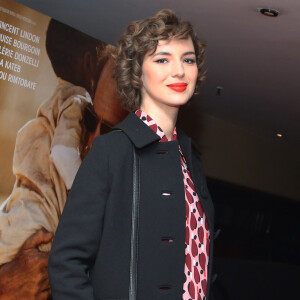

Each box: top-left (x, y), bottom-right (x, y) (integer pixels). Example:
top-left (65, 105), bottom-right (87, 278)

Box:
top-left (177, 128), bottom-right (192, 168)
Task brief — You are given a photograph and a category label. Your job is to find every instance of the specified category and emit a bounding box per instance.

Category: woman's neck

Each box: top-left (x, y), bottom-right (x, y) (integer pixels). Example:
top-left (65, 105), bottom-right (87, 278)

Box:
top-left (140, 102), bottom-right (179, 141)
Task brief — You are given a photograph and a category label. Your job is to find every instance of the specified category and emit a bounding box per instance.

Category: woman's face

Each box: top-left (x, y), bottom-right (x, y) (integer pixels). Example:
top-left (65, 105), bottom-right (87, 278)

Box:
top-left (141, 37), bottom-right (198, 111)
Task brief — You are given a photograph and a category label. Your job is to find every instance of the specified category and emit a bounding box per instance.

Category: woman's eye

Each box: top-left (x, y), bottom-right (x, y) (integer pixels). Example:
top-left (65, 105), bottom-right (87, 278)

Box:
top-left (154, 58), bottom-right (168, 64)
top-left (184, 58), bottom-right (196, 64)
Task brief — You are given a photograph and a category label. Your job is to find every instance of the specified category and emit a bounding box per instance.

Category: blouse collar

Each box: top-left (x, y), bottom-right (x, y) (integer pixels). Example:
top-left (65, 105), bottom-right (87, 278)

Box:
top-left (135, 109), bottom-right (178, 142)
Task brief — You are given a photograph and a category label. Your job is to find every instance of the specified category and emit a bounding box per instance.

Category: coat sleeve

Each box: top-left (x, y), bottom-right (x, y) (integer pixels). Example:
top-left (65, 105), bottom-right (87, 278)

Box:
top-left (48, 136), bottom-right (109, 300)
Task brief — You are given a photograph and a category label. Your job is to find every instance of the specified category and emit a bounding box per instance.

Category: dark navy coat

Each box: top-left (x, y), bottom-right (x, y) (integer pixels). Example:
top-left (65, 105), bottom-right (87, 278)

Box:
top-left (49, 112), bottom-right (215, 300)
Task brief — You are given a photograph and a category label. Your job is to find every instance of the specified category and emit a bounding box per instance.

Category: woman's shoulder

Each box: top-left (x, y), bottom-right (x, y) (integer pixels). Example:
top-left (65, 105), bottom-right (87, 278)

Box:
top-left (90, 130), bottom-right (133, 157)
top-left (93, 129), bottom-right (130, 145)
top-left (81, 130), bottom-right (132, 171)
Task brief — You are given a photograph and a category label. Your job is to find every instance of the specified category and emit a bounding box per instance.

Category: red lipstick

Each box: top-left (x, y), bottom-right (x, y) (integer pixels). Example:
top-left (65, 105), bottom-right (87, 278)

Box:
top-left (167, 82), bottom-right (187, 92)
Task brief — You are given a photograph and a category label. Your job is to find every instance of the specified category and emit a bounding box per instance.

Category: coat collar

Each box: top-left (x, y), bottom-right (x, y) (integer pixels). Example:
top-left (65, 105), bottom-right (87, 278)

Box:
top-left (114, 113), bottom-right (192, 156)
top-left (114, 112), bottom-right (160, 149)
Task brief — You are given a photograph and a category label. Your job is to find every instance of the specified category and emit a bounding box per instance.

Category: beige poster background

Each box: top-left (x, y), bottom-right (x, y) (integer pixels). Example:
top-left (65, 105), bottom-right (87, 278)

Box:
top-left (0, 0), bottom-right (57, 204)
top-left (0, 0), bottom-right (127, 205)
top-left (0, 0), bottom-right (127, 298)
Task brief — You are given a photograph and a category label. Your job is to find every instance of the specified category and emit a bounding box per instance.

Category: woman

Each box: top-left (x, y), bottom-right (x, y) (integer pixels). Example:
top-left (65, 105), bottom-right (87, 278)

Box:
top-left (49, 9), bottom-right (214, 300)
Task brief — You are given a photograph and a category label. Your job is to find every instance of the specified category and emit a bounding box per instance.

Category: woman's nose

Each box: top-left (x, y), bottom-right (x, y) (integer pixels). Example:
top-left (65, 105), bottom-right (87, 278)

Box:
top-left (171, 60), bottom-right (185, 78)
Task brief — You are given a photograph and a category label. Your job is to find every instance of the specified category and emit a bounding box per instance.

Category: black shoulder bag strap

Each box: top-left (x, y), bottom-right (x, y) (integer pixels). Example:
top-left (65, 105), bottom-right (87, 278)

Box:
top-left (129, 144), bottom-right (139, 300)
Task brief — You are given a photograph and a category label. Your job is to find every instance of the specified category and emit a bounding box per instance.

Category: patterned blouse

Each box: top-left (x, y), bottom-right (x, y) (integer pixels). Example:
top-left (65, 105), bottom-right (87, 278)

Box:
top-left (135, 110), bottom-right (210, 300)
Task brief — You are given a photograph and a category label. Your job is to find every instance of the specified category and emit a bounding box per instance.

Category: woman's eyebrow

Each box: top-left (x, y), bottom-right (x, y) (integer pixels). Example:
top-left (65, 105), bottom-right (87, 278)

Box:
top-left (152, 51), bottom-right (196, 58)
top-left (152, 51), bottom-right (171, 57)
top-left (182, 51), bottom-right (196, 56)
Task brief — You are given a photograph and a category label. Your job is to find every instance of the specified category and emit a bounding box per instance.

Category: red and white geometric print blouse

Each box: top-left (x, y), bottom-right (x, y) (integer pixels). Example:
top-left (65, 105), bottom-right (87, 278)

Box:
top-left (135, 110), bottom-right (210, 300)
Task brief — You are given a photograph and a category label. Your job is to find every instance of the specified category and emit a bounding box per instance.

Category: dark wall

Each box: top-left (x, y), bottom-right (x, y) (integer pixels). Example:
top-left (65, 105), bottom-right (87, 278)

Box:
top-left (207, 178), bottom-right (300, 300)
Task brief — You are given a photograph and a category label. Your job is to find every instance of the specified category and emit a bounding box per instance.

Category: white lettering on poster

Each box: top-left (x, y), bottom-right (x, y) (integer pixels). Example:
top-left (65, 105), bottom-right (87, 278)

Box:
top-left (0, 19), bottom-right (20, 35)
top-left (0, 70), bottom-right (7, 80)
top-left (19, 29), bottom-right (40, 44)
top-left (7, 74), bottom-right (37, 90)
top-left (0, 7), bottom-right (36, 25)
top-left (0, 45), bottom-right (13, 58)
top-left (13, 39), bottom-right (40, 56)
top-left (5, 60), bottom-right (21, 73)
top-left (0, 32), bottom-right (12, 45)
top-left (0, 13), bottom-right (42, 90)
top-left (14, 51), bottom-right (39, 67)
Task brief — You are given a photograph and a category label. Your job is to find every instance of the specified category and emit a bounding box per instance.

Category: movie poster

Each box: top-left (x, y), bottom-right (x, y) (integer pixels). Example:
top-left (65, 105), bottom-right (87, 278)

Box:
top-left (0, 0), bottom-right (126, 298)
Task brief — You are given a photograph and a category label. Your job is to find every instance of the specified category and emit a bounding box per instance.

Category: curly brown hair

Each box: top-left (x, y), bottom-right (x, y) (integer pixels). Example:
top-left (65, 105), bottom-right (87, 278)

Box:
top-left (113, 9), bottom-right (206, 111)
